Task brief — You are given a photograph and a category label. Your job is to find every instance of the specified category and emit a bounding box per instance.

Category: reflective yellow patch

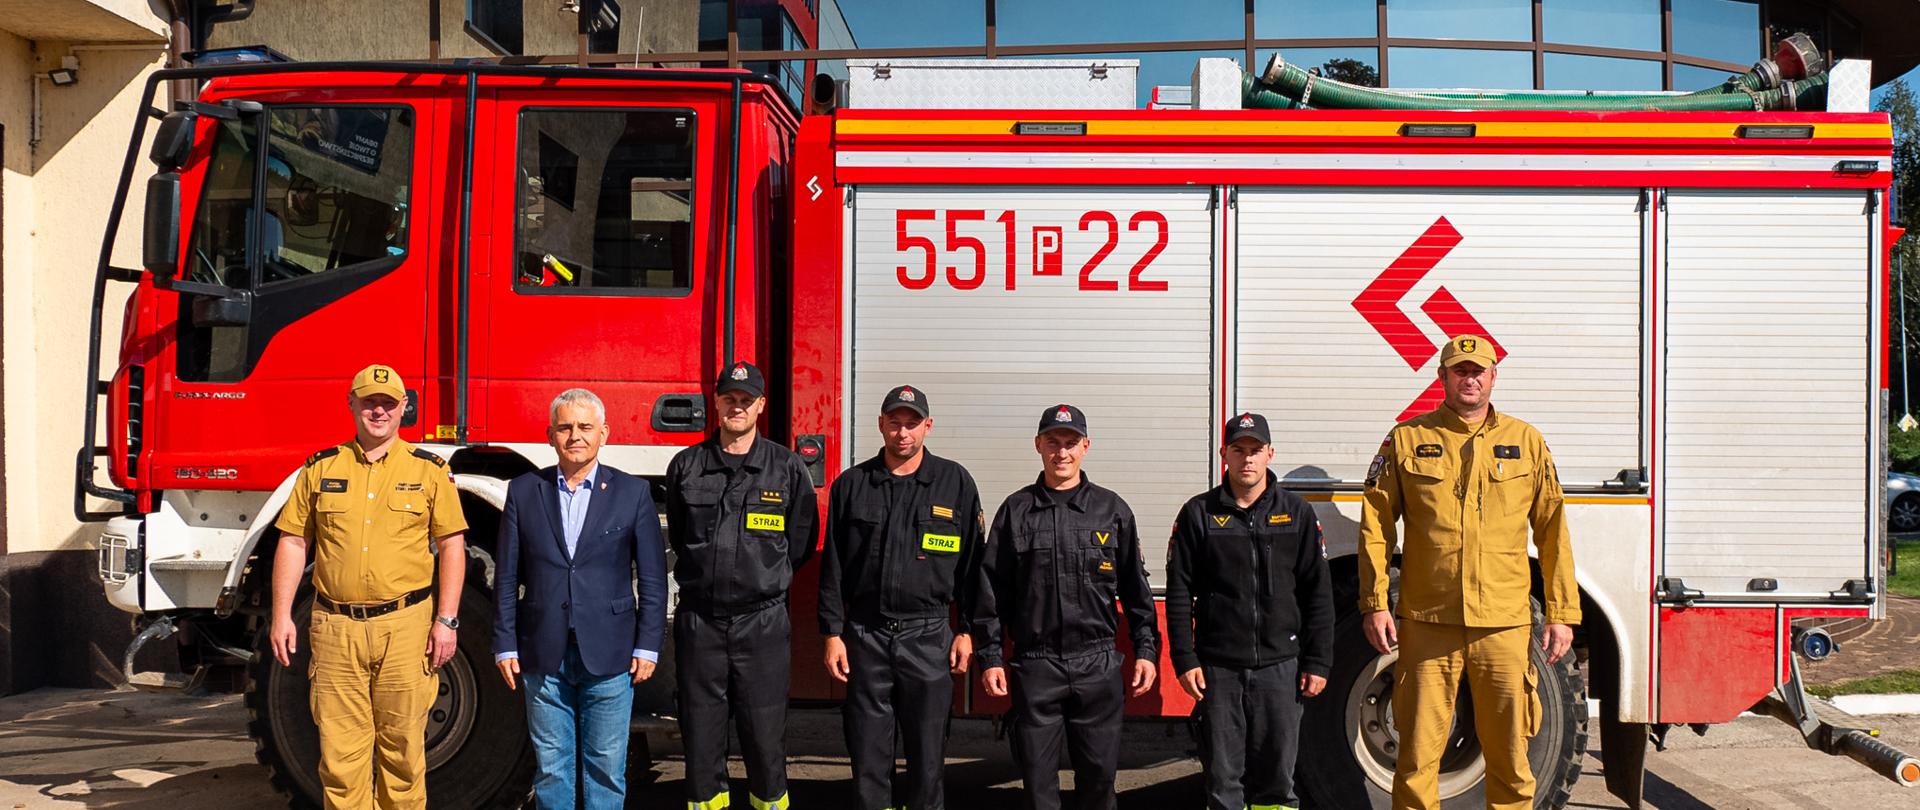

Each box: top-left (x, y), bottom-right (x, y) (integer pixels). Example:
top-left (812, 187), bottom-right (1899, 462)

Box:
top-left (746, 513), bottom-right (786, 532)
top-left (921, 533), bottom-right (961, 554)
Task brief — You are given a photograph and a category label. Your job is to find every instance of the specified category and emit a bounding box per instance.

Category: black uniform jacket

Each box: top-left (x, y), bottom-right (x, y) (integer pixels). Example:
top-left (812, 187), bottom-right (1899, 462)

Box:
top-left (971, 474), bottom-right (1160, 668)
top-left (1164, 472), bottom-right (1334, 677)
top-left (664, 435), bottom-right (819, 615)
top-left (819, 451), bottom-right (985, 635)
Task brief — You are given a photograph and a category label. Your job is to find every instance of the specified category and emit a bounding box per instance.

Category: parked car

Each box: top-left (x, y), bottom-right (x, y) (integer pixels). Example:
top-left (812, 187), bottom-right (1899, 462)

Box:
top-left (1890, 472), bottom-right (1920, 534)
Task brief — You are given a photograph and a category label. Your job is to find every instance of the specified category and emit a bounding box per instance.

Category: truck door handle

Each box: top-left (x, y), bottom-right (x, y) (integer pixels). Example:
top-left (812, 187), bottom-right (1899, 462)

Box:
top-left (651, 394), bottom-right (706, 432)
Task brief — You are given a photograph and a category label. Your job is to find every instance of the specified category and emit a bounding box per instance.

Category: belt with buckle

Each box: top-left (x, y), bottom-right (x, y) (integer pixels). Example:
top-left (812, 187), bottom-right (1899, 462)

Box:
top-left (316, 587), bottom-right (434, 621)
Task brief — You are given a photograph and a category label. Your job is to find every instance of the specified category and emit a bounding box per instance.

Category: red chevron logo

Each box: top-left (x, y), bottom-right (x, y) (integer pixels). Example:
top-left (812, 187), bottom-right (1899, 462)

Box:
top-left (1351, 217), bottom-right (1507, 421)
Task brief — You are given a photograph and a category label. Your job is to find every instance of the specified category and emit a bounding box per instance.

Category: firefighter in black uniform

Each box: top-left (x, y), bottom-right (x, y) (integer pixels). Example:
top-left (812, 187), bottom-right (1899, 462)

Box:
top-left (819, 384), bottom-right (984, 810)
top-left (663, 361), bottom-right (819, 810)
top-left (1165, 412), bottom-right (1335, 810)
top-left (972, 404), bottom-right (1161, 810)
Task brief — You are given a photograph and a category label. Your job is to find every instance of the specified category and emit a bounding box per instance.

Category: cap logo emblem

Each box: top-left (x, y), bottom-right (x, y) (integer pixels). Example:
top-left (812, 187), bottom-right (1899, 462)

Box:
top-left (1238, 415), bottom-right (1253, 428)
top-left (373, 368), bottom-right (389, 383)
top-left (1055, 408), bottom-right (1072, 422)
top-left (1457, 338), bottom-right (1477, 353)
top-left (730, 366), bottom-right (748, 380)
top-left (899, 389), bottom-right (915, 402)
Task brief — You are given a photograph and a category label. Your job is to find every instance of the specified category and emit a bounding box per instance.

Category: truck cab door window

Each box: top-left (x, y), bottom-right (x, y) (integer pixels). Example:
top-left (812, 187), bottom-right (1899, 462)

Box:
top-left (514, 108), bottom-right (695, 295)
top-left (177, 106), bottom-right (415, 383)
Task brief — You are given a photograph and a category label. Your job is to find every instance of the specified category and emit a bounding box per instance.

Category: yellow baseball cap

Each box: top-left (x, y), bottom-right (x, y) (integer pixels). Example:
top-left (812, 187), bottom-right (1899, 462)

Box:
top-left (350, 364), bottom-right (406, 401)
top-left (1439, 334), bottom-right (1497, 368)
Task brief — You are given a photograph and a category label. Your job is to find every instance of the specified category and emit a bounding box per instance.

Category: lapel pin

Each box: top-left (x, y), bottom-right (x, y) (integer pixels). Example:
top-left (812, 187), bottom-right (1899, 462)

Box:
top-left (599, 482), bottom-right (607, 491)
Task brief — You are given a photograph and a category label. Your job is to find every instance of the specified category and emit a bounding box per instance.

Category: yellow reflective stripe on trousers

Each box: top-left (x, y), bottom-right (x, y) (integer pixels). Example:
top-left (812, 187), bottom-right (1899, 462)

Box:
top-left (1250, 805), bottom-right (1298, 810)
top-left (688, 793), bottom-right (731, 810)
top-left (748, 793), bottom-right (789, 810)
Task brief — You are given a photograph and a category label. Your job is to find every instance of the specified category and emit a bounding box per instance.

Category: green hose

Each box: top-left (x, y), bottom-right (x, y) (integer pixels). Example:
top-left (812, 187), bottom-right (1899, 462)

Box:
top-left (1244, 54), bottom-right (1828, 112)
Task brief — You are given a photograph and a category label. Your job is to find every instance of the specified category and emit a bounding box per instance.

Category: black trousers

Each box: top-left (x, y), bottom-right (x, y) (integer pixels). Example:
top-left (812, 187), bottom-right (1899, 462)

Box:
top-left (1196, 658), bottom-right (1303, 810)
top-left (674, 602), bottom-right (790, 807)
top-left (1008, 649), bottom-right (1125, 810)
top-left (843, 616), bottom-right (954, 810)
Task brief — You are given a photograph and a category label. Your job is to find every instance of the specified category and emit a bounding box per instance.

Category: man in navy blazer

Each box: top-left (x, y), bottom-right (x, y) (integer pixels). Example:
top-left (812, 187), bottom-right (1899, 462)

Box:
top-left (494, 388), bottom-right (667, 810)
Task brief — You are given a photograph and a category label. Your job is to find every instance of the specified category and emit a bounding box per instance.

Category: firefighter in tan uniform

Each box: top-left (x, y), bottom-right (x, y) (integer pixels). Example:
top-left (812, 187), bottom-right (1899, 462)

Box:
top-left (270, 364), bottom-right (468, 810)
top-left (1358, 335), bottom-right (1579, 810)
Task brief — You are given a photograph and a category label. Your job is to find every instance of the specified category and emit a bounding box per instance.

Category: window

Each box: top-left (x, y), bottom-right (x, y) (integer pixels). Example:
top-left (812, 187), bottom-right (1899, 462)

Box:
top-left (468, 0), bottom-right (525, 56)
top-left (1672, 0), bottom-right (1760, 66)
top-left (185, 107), bottom-right (413, 289)
top-left (515, 109), bottom-right (696, 295)
top-left (1388, 0), bottom-right (1532, 43)
top-left (1388, 47), bottom-right (1533, 89)
top-left (1672, 62), bottom-right (1741, 91)
top-left (180, 105), bottom-right (415, 382)
top-left (1543, 53), bottom-right (1663, 91)
top-left (1542, 0), bottom-right (1660, 52)
top-left (1255, 0), bottom-right (1377, 39)
top-left (997, 0), bottom-right (1243, 45)
top-left (259, 108), bottom-right (413, 284)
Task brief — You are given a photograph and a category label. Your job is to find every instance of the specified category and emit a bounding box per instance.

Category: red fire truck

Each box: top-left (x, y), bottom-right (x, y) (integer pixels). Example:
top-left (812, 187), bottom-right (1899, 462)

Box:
top-left (77, 54), bottom-right (1917, 808)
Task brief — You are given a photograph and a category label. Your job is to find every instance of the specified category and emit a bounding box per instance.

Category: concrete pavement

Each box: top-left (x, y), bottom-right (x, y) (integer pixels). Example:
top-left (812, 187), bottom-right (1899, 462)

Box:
top-left (2, 688), bottom-right (1918, 808)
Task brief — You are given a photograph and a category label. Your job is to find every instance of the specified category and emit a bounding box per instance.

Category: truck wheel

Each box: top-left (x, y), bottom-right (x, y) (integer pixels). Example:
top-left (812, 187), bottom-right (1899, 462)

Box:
top-left (245, 584), bottom-right (535, 809)
top-left (1297, 588), bottom-right (1586, 809)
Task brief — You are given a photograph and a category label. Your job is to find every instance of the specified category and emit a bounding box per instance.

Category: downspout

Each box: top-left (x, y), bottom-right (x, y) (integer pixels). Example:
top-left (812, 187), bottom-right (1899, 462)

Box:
top-left (722, 77), bottom-right (742, 366)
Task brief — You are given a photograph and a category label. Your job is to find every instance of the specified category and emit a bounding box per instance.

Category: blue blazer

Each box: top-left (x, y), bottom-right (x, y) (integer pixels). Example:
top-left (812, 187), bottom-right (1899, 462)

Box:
top-left (493, 464), bottom-right (668, 677)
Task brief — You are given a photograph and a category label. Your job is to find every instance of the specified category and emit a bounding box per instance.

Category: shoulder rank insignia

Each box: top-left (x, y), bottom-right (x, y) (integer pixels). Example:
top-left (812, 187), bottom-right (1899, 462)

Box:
top-left (1494, 445), bottom-right (1521, 459)
top-left (760, 490), bottom-right (785, 504)
top-left (1093, 530), bottom-right (1111, 545)
top-left (1415, 444), bottom-right (1443, 458)
top-left (410, 447), bottom-right (447, 467)
top-left (1210, 515), bottom-right (1232, 528)
top-left (931, 504), bottom-right (954, 519)
top-left (305, 446), bottom-right (341, 468)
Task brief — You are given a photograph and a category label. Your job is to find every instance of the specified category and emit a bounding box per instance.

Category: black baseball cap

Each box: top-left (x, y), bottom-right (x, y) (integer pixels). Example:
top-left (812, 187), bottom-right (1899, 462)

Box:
top-left (1224, 412), bottom-right (1271, 446)
top-left (1037, 403), bottom-right (1088, 437)
top-left (881, 384), bottom-right (930, 417)
top-left (716, 361), bottom-right (765, 399)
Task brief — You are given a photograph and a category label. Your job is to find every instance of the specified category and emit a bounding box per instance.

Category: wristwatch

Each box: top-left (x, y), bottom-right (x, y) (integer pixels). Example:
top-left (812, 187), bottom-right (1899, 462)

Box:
top-left (435, 615), bottom-right (460, 630)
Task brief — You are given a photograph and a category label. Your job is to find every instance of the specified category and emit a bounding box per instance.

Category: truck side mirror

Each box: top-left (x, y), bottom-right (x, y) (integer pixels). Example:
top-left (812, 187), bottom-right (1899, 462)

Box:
top-left (142, 172), bottom-right (181, 278)
top-left (189, 289), bottom-right (252, 327)
top-left (149, 110), bottom-right (197, 171)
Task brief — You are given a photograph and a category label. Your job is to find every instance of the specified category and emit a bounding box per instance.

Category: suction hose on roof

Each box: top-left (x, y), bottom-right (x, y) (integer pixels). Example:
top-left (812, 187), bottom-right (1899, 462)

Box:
top-left (1243, 32), bottom-right (1830, 112)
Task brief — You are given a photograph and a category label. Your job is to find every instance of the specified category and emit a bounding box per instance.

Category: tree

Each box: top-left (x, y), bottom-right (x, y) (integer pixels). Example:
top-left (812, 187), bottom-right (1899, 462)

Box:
top-left (1879, 78), bottom-right (1920, 449)
top-left (1319, 57), bottom-right (1378, 88)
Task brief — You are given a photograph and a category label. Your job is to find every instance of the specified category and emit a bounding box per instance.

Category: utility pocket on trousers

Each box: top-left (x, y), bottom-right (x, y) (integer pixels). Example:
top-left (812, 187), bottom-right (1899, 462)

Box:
top-left (1524, 663), bottom-right (1542, 737)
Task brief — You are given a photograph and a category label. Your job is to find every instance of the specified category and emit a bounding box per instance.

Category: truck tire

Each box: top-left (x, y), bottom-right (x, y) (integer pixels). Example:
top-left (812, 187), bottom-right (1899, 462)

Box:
top-left (1297, 574), bottom-right (1586, 809)
top-left (245, 583), bottom-right (535, 809)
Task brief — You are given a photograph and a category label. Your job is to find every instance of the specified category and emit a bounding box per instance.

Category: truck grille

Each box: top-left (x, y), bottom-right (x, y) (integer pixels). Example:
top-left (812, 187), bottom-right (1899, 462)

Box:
top-left (98, 529), bottom-right (138, 584)
top-left (124, 365), bottom-right (144, 476)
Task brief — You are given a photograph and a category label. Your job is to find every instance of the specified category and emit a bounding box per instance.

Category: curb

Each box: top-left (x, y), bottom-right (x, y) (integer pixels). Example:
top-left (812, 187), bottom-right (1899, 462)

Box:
top-left (1824, 694), bottom-right (1920, 716)
top-left (1583, 695), bottom-right (1920, 719)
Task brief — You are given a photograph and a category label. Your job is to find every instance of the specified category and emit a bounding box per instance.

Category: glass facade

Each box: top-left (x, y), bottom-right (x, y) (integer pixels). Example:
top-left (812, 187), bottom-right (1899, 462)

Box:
top-left (690, 0), bottom-right (1875, 105)
top-left (1542, 0), bottom-right (1662, 52)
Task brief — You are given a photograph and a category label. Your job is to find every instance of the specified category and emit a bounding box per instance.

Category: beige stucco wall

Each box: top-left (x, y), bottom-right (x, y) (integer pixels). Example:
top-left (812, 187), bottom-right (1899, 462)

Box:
top-left (2, 10), bottom-right (165, 555)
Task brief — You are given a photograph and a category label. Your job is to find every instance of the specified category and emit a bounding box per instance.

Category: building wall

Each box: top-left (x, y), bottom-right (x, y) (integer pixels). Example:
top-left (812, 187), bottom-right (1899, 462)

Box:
top-left (0, 3), bottom-right (168, 693)
top-left (208, 0), bottom-right (698, 62)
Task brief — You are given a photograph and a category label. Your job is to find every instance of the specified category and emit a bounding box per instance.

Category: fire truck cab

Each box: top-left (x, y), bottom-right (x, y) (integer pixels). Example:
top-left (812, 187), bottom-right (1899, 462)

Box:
top-left (76, 53), bottom-right (1917, 808)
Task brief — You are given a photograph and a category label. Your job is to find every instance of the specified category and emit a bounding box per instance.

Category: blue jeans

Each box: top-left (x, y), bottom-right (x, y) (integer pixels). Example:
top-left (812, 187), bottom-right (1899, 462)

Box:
top-left (522, 641), bottom-right (635, 810)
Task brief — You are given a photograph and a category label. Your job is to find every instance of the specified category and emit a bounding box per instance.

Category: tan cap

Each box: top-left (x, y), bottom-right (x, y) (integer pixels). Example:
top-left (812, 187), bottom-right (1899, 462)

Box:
top-left (350, 364), bottom-right (406, 401)
top-left (1439, 334), bottom-right (1497, 368)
